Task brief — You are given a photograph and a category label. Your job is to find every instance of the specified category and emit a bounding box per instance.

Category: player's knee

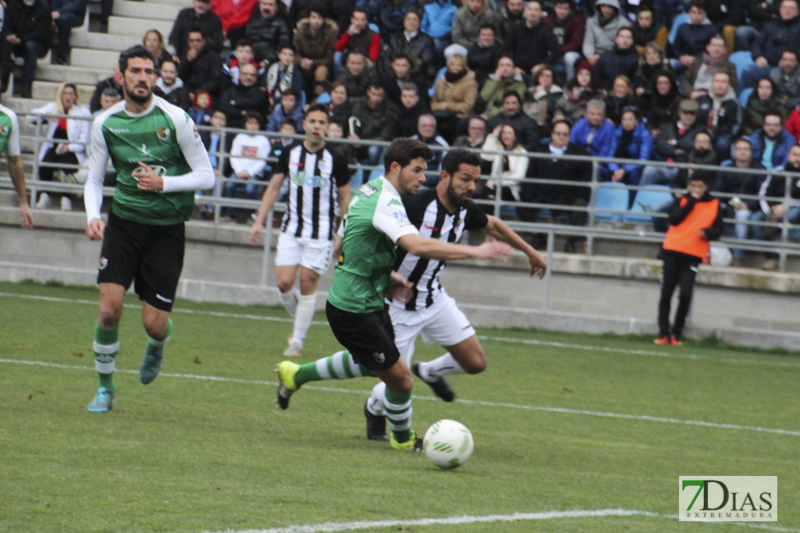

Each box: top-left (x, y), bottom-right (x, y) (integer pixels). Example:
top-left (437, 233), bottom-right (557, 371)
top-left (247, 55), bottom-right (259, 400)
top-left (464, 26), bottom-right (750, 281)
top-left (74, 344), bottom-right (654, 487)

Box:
top-left (389, 372), bottom-right (415, 394)
top-left (463, 353), bottom-right (487, 374)
top-left (143, 316), bottom-right (169, 339)
top-left (276, 277), bottom-right (294, 294)
top-left (97, 303), bottom-right (122, 328)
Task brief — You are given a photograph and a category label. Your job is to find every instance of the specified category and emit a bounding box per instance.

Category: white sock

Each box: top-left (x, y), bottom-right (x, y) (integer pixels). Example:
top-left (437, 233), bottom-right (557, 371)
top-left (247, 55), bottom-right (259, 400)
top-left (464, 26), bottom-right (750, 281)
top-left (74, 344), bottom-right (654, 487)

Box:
top-left (279, 288), bottom-right (299, 318)
top-left (419, 353), bottom-right (466, 380)
top-left (368, 382), bottom-right (386, 416)
top-left (291, 293), bottom-right (316, 346)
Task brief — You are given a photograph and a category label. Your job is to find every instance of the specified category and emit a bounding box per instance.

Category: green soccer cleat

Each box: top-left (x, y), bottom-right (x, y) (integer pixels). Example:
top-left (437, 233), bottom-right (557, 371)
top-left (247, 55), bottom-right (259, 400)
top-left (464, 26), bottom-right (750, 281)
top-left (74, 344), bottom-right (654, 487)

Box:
top-left (276, 361), bottom-right (300, 410)
top-left (139, 352), bottom-right (163, 385)
top-left (87, 387), bottom-right (114, 412)
top-left (390, 430), bottom-right (423, 452)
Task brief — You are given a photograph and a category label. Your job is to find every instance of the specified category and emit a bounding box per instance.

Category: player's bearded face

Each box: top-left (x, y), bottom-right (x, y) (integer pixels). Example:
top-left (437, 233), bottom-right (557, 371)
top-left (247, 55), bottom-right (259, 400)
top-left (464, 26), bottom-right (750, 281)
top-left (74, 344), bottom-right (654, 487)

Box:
top-left (446, 166), bottom-right (479, 206)
top-left (122, 59), bottom-right (156, 104)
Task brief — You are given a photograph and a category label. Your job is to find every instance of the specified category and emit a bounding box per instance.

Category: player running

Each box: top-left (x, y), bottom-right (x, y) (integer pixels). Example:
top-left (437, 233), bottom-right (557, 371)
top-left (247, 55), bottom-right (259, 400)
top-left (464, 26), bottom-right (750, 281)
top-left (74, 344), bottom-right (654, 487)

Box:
top-left (0, 102), bottom-right (34, 229)
top-left (274, 139), bottom-right (514, 451)
top-left (83, 45), bottom-right (215, 412)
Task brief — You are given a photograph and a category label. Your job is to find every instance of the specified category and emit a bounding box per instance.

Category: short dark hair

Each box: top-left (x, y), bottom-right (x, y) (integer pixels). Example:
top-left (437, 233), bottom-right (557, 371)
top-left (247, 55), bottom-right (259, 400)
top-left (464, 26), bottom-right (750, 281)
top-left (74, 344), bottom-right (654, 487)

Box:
top-left (689, 0), bottom-right (708, 11)
top-left (782, 48), bottom-right (800, 61)
top-left (236, 38), bottom-right (252, 48)
top-left (160, 58), bottom-right (177, 71)
top-left (688, 169), bottom-right (715, 185)
top-left (119, 45), bottom-right (156, 73)
top-left (478, 23), bottom-right (496, 33)
top-left (384, 137), bottom-right (433, 169)
top-left (502, 90), bottom-right (521, 104)
top-left (368, 81), bottom-right (385, 92)
top-left (308, 2), bottom-right (327, 17)
top-left (243, 110), bottom-right (264, 129)
top-left (352, 7), bottom-right (368, 17)
top-left (305, 103), bottom-right (329, 118)
top-left (764, 110), bottom-right (784, 124)
top-left (279, 44), bottom-right (295, 53)
top-left (616, 27), bottom-right (633, 37)
top-left (441, 149), bottom-right (482, 176)
top-left (280, 117), bottom-right (298, 130)
top-left (281, 88), bottom-right (298, 99)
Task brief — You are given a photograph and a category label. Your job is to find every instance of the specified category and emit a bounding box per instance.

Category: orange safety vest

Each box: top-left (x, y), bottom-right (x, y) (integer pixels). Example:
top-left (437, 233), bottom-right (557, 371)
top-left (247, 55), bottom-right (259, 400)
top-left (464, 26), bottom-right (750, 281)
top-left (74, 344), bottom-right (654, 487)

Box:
top-left (663, 197), bottom-right (720, 259)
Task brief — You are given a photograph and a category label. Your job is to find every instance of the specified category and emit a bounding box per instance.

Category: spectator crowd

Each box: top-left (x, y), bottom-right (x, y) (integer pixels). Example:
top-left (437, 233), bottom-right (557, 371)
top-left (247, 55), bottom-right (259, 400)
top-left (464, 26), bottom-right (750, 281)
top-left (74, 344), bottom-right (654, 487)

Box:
top-left (6, 0), bottom-right (800, 269)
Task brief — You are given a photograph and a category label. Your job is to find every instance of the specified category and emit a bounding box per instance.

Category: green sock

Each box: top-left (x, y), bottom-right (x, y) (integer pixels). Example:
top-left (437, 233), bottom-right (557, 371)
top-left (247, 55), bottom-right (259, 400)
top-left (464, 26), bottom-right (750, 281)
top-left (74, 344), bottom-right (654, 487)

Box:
top-left (384, 388), bottom-right (412, 443)
top-left (146, 318), bottom-right (173, 357)
top-left (93, 323), bottom-right (119, 393)
top-left (294, 351), bottom-right (371, 387)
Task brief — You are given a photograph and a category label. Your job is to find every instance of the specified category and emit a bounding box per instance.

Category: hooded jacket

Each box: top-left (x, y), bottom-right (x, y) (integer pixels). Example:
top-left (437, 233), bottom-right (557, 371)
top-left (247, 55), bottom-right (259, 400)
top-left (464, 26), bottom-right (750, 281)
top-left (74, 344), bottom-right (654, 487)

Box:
top-left (583, 0), bottom-right (631, 58)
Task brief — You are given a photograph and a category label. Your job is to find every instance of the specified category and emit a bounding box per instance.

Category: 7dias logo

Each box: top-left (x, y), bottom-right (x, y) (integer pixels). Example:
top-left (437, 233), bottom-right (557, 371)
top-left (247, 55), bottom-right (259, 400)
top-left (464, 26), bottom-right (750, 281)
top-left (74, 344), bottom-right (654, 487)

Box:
top-left (679, 476), bottom-right (777, 522)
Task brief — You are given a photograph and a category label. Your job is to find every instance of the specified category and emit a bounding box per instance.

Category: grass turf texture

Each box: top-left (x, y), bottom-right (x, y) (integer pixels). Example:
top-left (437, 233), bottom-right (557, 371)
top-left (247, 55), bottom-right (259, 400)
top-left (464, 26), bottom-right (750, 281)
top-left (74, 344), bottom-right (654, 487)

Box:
top-left (1, 280), bottom-right (798, 532)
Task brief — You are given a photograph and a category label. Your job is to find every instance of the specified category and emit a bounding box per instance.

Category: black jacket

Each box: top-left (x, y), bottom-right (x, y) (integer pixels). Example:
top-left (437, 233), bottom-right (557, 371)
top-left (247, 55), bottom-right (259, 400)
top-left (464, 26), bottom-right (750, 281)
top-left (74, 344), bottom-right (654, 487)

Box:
top-left (218, 84), bottom-right (269, 129)
top-left (695, 94), bottom-right (741, 139)
top-left (178, 46), bottom-right (223, 97)
top-left (504, 21), bottom-right (562, 74)
top-left (5, 0), bottom-right (51, 50)
top-left (466, 41), bottom-right (504, 85)
top-left (384, 31), bottom-right (437, 83)
top-left (521, 143), bottom-right (592, 206)
top-left (713, 160), bottom-right (767, 212)
top-left (653, 121), bottom-right (706, 162)
top-left (154, 86), bottom-right (192, 112)
top-left (244, 10), bottom-right (293, 64)
top-left (594, 45), bottom-right (640, 91)
top-left (486, 110), bottom-right (540, 152)
top-left (89, 76), bottom-right (123, 113)
top-left (168, 8), bottom-right (224, 58)
top-left (751, 15), bottom-right (800, 66)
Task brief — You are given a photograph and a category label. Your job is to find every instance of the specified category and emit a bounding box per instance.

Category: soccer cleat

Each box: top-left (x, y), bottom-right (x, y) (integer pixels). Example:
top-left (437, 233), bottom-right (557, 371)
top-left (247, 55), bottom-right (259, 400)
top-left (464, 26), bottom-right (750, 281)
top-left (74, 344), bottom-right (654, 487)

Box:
top-left (276, 361), bottom-right (300, 410)
top-left (653, 337), bottom-right (670, 345)
top-left (364, 399), bottom-right (389, 441)
top-left (390, 430), bottom-right (423, 452)
top-left (412, 362), bottom-right (455, 402)
top-left (87, 387), bottom-right (114, 412)
top-left (670, 336), bottom-right (683, 346)
top-left (283, 340), bottom-right (302, 358)
top-left (139, 352), bottom-right (163, 385)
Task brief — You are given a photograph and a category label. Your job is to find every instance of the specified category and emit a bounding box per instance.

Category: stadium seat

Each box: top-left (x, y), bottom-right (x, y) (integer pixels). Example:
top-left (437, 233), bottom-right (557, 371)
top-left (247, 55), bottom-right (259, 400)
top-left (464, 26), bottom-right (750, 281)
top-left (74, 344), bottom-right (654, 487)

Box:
top-left (739, 87), bottom-right (753, 107)
top-left (668, 13), bottom-right (690, 45)
top-left (729, 51), bottom-right (755, 88)
top-left (593, 182), bottom-right (629, 223)
top-left (623, 185), bottom-right (673, 225)
top-left (429, 67), bottom-right (446, 98)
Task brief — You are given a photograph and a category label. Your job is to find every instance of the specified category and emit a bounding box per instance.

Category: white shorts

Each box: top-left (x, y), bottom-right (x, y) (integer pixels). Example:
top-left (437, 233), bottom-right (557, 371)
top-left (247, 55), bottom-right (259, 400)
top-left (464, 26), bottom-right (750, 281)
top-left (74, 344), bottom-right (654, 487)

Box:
top-left (275, 232), bottom-right (334, 275)
top-left (388, 293), bottom-right (476, 366)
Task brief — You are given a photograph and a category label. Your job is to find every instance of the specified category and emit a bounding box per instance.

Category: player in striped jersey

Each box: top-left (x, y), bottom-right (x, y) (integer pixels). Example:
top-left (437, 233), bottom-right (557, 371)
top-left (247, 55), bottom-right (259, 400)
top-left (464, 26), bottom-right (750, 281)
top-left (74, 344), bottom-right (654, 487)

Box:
top-left (250, 104), bottom-right (351, 357)
top-left (0, 103), bottom-right (34, 228)
top-left (363, 149), bottom-right (547, 438)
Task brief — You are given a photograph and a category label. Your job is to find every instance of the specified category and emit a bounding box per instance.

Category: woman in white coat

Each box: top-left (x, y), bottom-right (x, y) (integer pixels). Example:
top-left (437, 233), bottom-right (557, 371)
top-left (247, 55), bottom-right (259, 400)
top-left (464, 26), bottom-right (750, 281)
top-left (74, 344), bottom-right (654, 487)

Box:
top-left (479, 123), bottom-right (529, 210)
top-left (29, 82), bottom-right (91, 210)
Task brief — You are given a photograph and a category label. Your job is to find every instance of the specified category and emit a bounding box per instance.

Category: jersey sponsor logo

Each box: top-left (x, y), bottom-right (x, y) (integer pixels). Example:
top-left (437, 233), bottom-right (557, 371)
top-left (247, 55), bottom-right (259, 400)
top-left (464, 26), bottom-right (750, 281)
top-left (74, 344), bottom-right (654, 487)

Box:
top-left (0, 125), bottom-right (8, 136)
top-left (157, 128), bottom-right (171, 141)
top-left (392, 210), bottom-right (410, 222)
top-left (291, 171), bottom-right (331, 188)
top-left (359, 183), bottom-right (378, 197)
top-left (109, 128), bottom-right (129, 133)
top-left (99, 257), bottom-right (108, 270)
top-left (131, 165), bottom-right (168, 181)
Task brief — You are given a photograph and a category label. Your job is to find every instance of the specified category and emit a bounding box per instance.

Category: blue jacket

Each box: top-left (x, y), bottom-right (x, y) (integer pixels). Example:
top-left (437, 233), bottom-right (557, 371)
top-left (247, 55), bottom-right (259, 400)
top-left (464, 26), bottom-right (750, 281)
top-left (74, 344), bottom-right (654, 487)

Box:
top-left (422, 0), bottom-right (457, 39)
top-left (748, 129), bottom-right (796, 170)
top-left (569, 117), bottom-right (616, 159)
top-left (266, 103), bottom-right (305, 133)
top-left (671, 22), bottom-right (718, 59)
top-left (607, 122), bottom-right (652, 184)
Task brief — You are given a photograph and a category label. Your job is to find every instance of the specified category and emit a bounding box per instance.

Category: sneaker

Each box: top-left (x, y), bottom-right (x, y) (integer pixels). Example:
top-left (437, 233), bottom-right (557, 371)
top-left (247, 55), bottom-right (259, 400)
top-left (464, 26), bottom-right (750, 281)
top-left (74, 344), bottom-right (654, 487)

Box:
top-left (60, 197), bottom-right (72, 211)
top-left (276, 360), bottom-right (300, 410)
top-left (390, 430), bottom-right (423, 452)
top-left (139, 352), bottom-right (163, 385)
top-left (670, 336), bottom-right (683, 346)
top-left (87, 387), bottom-right (114, 412)
top-left (412, 362), bottom-right (455, 402)
top-left (283, 340), bottom-right (302, 358)
top-left (364, 399), bottom-right (389, 441)
top-left (35, 192), bottom-right (51, 209)
top-left (653, 337), bottom-right (670, 345)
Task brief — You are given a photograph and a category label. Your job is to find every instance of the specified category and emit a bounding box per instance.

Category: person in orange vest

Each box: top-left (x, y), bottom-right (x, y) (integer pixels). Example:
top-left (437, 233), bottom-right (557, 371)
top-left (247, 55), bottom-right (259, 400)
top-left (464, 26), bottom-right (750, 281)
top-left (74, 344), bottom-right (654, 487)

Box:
top-left (655, 169), bottom-right (723, 346)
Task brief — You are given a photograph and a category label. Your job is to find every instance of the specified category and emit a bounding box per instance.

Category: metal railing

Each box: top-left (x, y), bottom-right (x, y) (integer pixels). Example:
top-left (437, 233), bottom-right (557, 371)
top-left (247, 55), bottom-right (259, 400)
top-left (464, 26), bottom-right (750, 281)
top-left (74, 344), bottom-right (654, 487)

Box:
top-left (3, 111), bottom-right (800, 274)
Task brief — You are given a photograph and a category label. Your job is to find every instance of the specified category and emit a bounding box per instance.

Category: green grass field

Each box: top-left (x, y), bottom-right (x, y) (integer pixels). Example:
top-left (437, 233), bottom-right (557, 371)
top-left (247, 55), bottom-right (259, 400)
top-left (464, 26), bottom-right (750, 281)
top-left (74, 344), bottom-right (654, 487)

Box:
top-left (1, 280), bottom-right (798, 533)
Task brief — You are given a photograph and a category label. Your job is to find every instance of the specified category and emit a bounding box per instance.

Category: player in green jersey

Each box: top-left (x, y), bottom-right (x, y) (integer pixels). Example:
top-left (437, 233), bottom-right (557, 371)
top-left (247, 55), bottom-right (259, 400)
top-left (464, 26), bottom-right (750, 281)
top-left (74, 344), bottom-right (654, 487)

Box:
top-left (0, 103), bottom-right (34, 228)
top-left (83, 45), bottom-right (215, 412)
top-left (275, 138), bottom-right (512, 450)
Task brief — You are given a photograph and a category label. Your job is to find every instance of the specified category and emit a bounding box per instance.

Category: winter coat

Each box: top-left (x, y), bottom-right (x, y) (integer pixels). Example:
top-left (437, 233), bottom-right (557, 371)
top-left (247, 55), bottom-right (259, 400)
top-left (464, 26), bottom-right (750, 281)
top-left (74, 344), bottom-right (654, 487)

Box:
top-left (4, 0), bottom-right (51, 50)
top-left (211, 0), bottom-right (258, 33)
top-left (486, 111), bottom-right (541, 152)
top-left (452, 3), bottom-right (499, 48)
top-left (28, 102), bottom-right (91, 164)
top-left (653, 121), bottom-right (706, 162)
top-left (752, 15), bottom-right (800, 66)
top-left (582, 0), bottom-right (631, 58)
top-left (168, 7), bottom-right (224, 57)
top-left (422, 0), bottom-right (458, 39)
top-left (350, 100), bottom-right (398, 141)
top-left (178, 47), bottom-right (223, 96)
top-left (569, 117), bottom-right (616, 159)
top-left (480, 74), bottom-right (527, 118)
top-left (695, 93), bottom-right (741, 139)
top-left (244, 10), bottom-right (292, 64)
top-left (594, 45), bottom-right (640, 91)
top-left (466, 42), bottom-right (504, 85)
top-left (681, 58), bottom-right (737, 96)
top-left (505, 20), bottom-right (562, 73)
top-left (748, 128), bottom-right (796, 169)
top-left (713, 160), bottom-right (767, 211)
top-left (293, 18), bottom-right (337, 68)
top-left (544, 12), bottom-right (585, 54)
top-left (607, 122), bottom-right (652, 184)
top-left (385, 31), bottom-right (438, 82)
top-left (218, 83), bottom-right (269, 129)
top-left (670, 22), bottom-right (719, 59)
top-left (480, 134), bottom-right (529, 200)
top-left (521, 142), bottom-right (592, 212)
top-left (431, 70), bottom-right (478, 117)
top-left (266, 103), bottom-right (305, 133)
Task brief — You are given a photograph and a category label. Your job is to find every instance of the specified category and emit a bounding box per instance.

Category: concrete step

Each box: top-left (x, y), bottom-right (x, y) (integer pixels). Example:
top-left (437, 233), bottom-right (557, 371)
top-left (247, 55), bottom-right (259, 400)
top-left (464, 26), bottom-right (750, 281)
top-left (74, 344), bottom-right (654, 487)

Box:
top-left (113, 0), bottom-right (181, 20)
top-left (108, 15), bottom-right (174, 37)
top-left (145, 0), bottom-right (189, 6)
top-left (31, 81), bottom-right (95, 104)
top-left (70, 30), bottom-right (141, 51)
top-left (32, 63), bottom-right (111, 85)
top-left (0, 96), bottom-right (56, 113)
top-left (70, 48), bottom-right (121, 69)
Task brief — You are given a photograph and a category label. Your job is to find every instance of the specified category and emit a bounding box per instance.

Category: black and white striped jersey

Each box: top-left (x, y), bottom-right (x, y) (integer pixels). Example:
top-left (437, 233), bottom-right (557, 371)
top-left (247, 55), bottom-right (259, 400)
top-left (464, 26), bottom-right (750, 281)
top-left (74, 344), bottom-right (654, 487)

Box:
top-left (390, 188), bottom-right (488, 311)
top-left (274, 141), bottom-right (350, 241)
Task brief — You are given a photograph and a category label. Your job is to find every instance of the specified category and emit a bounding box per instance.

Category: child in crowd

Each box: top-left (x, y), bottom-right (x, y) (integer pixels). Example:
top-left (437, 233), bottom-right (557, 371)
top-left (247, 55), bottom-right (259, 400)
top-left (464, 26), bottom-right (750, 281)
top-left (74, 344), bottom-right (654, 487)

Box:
top-left (190, 90), bottom-right (213, 129)
top-left (223, 39), bottom-right (261, 90)
top-left (222, 111), bottom-right (270, 222)
top-left (267, 89), bottom-right (305, 132)
top-left (655, 170), bottom-right (723, 346)
top-left (265, 45), bottom-right (304, 108)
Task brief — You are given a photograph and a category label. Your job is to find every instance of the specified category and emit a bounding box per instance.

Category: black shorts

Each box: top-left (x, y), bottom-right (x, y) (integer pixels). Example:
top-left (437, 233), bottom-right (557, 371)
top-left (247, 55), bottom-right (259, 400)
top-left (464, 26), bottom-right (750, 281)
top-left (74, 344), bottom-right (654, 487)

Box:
top-left (97, 211), bottom-right (185, 311)
top-left (325, 301), bottom-right (400, 372)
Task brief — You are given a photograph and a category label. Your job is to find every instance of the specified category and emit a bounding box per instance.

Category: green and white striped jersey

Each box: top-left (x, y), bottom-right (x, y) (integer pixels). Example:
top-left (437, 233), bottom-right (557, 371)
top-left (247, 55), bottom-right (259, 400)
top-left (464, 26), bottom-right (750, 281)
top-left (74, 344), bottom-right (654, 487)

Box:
top-left (84, 96), bottom-right (214, 225)
top-left (0, 103), bottom-right (21, 158)
top-left (327, 176), bottom-right (419, 314)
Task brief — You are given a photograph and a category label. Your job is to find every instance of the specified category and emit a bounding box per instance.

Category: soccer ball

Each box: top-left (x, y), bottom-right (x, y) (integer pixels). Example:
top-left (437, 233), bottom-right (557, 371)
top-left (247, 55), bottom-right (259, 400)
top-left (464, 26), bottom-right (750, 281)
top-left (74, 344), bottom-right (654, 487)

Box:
top-left (423, 419), bottom-right (473, 469)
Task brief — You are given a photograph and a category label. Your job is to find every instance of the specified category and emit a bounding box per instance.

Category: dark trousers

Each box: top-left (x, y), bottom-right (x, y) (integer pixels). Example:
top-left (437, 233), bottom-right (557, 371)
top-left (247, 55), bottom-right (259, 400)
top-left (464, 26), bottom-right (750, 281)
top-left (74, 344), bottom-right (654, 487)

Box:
top-left (11, 40), bottom-right (48, 86)
top-left (55, 13), bottom-right (84, 59)
top-left (657, 252), bottom-right (701, 339)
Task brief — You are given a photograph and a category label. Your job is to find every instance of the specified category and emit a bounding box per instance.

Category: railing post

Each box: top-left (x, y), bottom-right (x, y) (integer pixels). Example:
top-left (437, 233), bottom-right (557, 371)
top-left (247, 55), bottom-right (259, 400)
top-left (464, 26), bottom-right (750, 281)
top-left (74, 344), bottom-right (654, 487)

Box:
top-left (261, 208), bottom-right (274, 286)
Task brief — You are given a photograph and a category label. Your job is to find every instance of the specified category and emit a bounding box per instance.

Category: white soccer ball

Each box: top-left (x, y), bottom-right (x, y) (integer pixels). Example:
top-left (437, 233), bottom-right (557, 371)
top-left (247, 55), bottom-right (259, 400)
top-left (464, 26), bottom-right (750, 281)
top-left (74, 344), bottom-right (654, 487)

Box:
top-left (423, 419), bottom-right (474, 469)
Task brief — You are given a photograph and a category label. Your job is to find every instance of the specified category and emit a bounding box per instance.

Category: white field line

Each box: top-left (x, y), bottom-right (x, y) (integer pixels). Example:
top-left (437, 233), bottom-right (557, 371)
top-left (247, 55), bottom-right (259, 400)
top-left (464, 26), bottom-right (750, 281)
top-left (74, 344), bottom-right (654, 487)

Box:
top-left (2, 357), bottom-right (800, 438)
top-left (203, 509), bottom-right (800, 533)
top-left (2, 292), bottom-right (798, 369)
